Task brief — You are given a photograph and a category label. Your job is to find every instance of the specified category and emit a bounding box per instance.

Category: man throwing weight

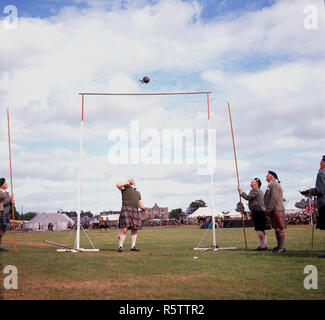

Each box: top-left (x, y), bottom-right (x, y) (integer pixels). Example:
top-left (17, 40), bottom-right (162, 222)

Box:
top-left (116, 179), bottom-right (146, 252)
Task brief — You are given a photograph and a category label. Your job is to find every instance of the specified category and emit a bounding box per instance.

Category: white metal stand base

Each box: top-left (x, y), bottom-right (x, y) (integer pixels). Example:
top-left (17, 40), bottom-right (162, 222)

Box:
top-left (57, 248), bottom-right (100, 252)
top-left (46, 222), bottom-right (100, 253)
top-left (193, 247), bottom-right (237, 251)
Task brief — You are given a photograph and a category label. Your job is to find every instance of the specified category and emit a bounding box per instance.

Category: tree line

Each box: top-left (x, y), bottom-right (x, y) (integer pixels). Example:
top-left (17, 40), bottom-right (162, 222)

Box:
top-left (169, 199), bottom-right (207, 220)
top-left (11, 209), bottom-right (94, 221)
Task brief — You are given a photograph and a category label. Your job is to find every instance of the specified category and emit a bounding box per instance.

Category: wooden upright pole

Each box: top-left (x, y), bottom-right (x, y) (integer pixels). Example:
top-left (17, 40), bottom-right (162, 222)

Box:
top-left (227, 102), bottom-right (248, 250)
top-left (309, 190), bottom-right (315, 257)
top-left (7, 108), bottom-right (17, 252)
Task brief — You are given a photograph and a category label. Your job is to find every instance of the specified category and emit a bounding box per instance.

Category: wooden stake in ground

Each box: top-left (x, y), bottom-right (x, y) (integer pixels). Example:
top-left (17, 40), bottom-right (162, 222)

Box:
top-left (227, 102), bottom-right (248, 250)
top-left (7, 108), bottom-right (17, 252)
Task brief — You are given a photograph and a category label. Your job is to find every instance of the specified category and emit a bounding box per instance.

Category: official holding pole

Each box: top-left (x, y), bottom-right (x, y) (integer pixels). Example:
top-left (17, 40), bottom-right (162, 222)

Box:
top-left (300, 155), bottom-right (325, 258)
top-left (0, 178), bottom-right (15, 252)
top-left (238, 178), bottom-right (270, 251)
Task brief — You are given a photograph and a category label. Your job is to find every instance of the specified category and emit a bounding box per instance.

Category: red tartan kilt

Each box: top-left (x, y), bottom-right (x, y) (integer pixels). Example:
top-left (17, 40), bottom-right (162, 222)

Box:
top-left (118, 205), bottom-right (142, 230)
top-left (269, 210), bottom-right (287, 230)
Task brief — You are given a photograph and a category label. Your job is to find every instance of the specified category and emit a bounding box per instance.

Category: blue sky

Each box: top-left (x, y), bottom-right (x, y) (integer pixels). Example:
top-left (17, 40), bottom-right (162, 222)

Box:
top-left (1, 0), bottom-right (324, 214)
top-left (8, 0), bottom-right (276, 18)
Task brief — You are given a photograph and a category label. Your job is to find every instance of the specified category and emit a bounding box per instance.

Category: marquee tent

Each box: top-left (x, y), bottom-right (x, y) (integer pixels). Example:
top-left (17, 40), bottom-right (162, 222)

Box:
top-left (25, 213), bottom-right (74, 231)
top-left (188, 207), bottom-right (223, 218)
top-left (222, 210), bottom-right (242, 218)
top-left (101, 214), bottom-right (120, 221)
top-left (284, 200), bottom-right (299, 214)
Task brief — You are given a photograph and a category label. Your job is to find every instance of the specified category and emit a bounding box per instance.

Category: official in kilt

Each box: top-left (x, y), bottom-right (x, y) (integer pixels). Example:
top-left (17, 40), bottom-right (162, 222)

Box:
top-left (116, 179), bottom-right (146, 252)
top-left (264, 171), bottom-right (287, 253)
top-left (0, 178), bottom-right (15, 252)
top-left (300, 155), bottom-right (325, 258)
top-left (238, 178), bottom-right (270, 251)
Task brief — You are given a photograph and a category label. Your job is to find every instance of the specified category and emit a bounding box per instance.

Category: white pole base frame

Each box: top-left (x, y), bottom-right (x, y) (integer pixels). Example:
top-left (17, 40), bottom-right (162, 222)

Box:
top-left (57, 248), bottom-right (100, 252)
top-left (57, 249), bottom-right (79, 253)
top-left (193, 247), bottom-right (237, 251)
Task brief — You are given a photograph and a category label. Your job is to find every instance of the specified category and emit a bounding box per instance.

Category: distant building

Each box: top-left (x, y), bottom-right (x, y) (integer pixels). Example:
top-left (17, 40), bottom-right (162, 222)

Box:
top-left (100, 210), bottom-right (120, 216)
top-left (143, 203), bottom-right (169, 220)
top-left (100, 205), bottom-right (169, 221)
top-left (100, 210), bottom-right (120, 222)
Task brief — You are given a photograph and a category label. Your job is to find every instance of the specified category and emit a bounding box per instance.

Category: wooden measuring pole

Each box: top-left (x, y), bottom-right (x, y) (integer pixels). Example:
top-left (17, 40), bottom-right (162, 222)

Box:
top-left (7, 108), bottom-right (17, 252)
top-left (227, 102), bottom-right (248, 250)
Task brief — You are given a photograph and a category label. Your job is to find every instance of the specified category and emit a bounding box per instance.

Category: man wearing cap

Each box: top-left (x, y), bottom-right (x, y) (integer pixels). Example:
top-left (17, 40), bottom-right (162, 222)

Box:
top-left (0, 178), bottom-right (15, 252)
top-left (238, 178), bottom-right (270, 251)
top-left (264, 171), bottom-right (287, 253)
top-left (300, 155), bottom-right (325, 258)
top-left (116, 179), bottom-right (146, 252)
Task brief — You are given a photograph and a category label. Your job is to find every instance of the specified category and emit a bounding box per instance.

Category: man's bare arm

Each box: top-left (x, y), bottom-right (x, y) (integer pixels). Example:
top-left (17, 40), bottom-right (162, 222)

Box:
top-left (116, 181), bottom-right (130, 190)
top-left (139, 200), bottom-right (146, 211)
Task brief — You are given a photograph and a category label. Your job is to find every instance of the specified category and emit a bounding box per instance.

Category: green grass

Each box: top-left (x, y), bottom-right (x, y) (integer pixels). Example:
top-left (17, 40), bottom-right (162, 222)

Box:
top-left (0, 225), bottom-right (324, 300)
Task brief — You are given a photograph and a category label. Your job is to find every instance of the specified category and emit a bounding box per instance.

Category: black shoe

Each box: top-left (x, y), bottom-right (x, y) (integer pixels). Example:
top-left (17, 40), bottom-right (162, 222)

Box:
top-left (254, 247), bottom-right (267, 251)
top-left (131, 247), bottom-right (140, 251)
top-left (117, 247), bottom-right (123, 252)
top-left (272, 248), bottom-right (286, 253)
top-left (0, 248), bottom-right (8, 252)
top-left (317, 254), bottom-right (325, 258)
top-left (272, 247), bottom-right (279, 252)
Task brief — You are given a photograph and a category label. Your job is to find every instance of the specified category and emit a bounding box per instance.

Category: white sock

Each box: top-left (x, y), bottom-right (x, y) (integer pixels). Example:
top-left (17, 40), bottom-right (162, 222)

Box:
top-left (257, 231), bottom-right (265, 248)
top-left (118, 234), bottom-right (126, 248)
top-left (131, 234), bottom-right (137, 248)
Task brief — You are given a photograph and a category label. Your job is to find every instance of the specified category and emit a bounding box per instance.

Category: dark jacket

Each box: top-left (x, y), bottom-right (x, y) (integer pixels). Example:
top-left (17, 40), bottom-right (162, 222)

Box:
top-left (311, 169), bottom-right (325, 207)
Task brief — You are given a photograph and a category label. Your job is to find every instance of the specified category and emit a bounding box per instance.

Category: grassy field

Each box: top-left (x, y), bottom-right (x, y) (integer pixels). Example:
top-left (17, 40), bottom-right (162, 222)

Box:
top-left (0, 225), bottom-right (324, 300)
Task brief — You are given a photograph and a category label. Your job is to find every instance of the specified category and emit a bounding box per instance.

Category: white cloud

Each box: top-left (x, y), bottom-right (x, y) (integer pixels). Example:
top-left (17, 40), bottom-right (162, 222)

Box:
top-left (0, 0), bottom-right (324, 213)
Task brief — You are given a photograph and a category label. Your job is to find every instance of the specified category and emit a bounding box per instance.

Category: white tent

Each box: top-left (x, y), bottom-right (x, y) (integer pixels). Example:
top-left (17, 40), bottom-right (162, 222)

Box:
top-left (222, 210), bottom-right (242, 218)
top-left (25, 213), bottom-right (75, 231)
top-left (102, 214), bottom-right (120, 221)
top-left (284, 200), bottom-right (299, 214)
top-left (188, 207), bottom-right (222, 218)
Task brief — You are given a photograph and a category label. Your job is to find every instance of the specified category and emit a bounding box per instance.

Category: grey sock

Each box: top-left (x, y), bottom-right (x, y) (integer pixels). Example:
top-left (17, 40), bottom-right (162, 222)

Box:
top-left (278, 231), bottom-right (285, 249)
top-left (275, 231), bottom-right (280, 248)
